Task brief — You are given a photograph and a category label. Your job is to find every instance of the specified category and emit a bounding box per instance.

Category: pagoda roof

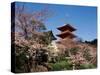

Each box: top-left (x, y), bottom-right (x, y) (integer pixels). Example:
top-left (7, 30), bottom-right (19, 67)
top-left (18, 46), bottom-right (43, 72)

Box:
top-left (44, 30), bottom-right (57, 40)
top-left (56, 31), bottom-right (76, 39)
top-left (57, 24), bottom-right (76, 32)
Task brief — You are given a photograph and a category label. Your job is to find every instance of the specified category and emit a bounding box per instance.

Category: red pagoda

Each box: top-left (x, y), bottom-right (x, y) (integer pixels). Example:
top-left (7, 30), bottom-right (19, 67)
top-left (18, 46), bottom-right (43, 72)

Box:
top-left (56, 24), bottom-right (76, 39)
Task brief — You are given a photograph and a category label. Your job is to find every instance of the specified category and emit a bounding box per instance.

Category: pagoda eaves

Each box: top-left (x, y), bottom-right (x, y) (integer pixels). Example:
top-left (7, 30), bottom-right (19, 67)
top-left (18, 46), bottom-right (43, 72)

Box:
top-left (56, 32), bottom-right (76, 39)
top-left (57, 24), bottom-right (76, 32)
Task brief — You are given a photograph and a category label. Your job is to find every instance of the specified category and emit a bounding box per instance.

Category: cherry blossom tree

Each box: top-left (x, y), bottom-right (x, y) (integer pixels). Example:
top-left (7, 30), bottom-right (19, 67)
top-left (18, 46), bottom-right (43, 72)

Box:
top-left (12, 4), bottom-right (53, 39)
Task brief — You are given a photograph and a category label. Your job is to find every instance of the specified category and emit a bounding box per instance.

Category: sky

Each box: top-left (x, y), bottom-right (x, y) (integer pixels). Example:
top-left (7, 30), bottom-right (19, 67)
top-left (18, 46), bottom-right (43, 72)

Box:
top-left (15, 2), bottom-right (97, 41)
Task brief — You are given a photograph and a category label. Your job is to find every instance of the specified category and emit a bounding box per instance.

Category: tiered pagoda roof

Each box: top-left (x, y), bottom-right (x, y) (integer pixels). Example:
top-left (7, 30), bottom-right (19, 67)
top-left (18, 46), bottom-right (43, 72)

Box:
top-left (57, 24), bottom-right (76, 32)
top-left (56, 24), bottom-right (77, 39)
top-left (57, 32), bottom-right (76, 39)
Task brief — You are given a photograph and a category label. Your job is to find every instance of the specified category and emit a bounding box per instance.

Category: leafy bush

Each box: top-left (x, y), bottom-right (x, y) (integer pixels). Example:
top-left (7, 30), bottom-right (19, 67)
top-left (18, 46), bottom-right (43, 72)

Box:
top-left (57, 56), bottom-right (67, 61)
top-left (50, 60), bottom-right (73, 71)
top-left (15, 45), bottom-right (30, 73)
top-left (77, 64), bottom-right (96, 69)
top-left (15, 45), bottom-right (50, 72)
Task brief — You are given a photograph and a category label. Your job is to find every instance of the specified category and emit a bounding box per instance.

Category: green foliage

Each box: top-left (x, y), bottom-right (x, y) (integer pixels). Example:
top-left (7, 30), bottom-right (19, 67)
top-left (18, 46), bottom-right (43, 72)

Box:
top-left (15, 44), bottom-right (50, 72)
top-left (15, 45), bottom-right (30, 73)
top-left (57, 55), bottom-right (67, 62)
top-left (15, 52), bottom-right (28, 73)
top-left (50, 60), bottom-right (73, 71)
top-left (70, 47), bottom-right (79, 55)
top-left (78, 64), bottom-right (96, 69)
top-left (15, 55), bottom-right (28, 73)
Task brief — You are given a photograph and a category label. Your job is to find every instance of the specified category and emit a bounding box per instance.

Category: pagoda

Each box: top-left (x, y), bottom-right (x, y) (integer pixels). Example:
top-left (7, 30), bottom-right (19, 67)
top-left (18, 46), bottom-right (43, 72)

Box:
top-left (56, 24), bottom-right (76, 39)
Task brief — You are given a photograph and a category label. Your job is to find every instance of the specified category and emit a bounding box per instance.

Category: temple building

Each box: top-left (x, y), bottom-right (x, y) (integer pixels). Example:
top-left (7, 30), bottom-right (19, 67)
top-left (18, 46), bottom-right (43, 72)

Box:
top-left (55, 24), bottom-right (77, 57)
top-left (56, 24), bottom-right (77, 40)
